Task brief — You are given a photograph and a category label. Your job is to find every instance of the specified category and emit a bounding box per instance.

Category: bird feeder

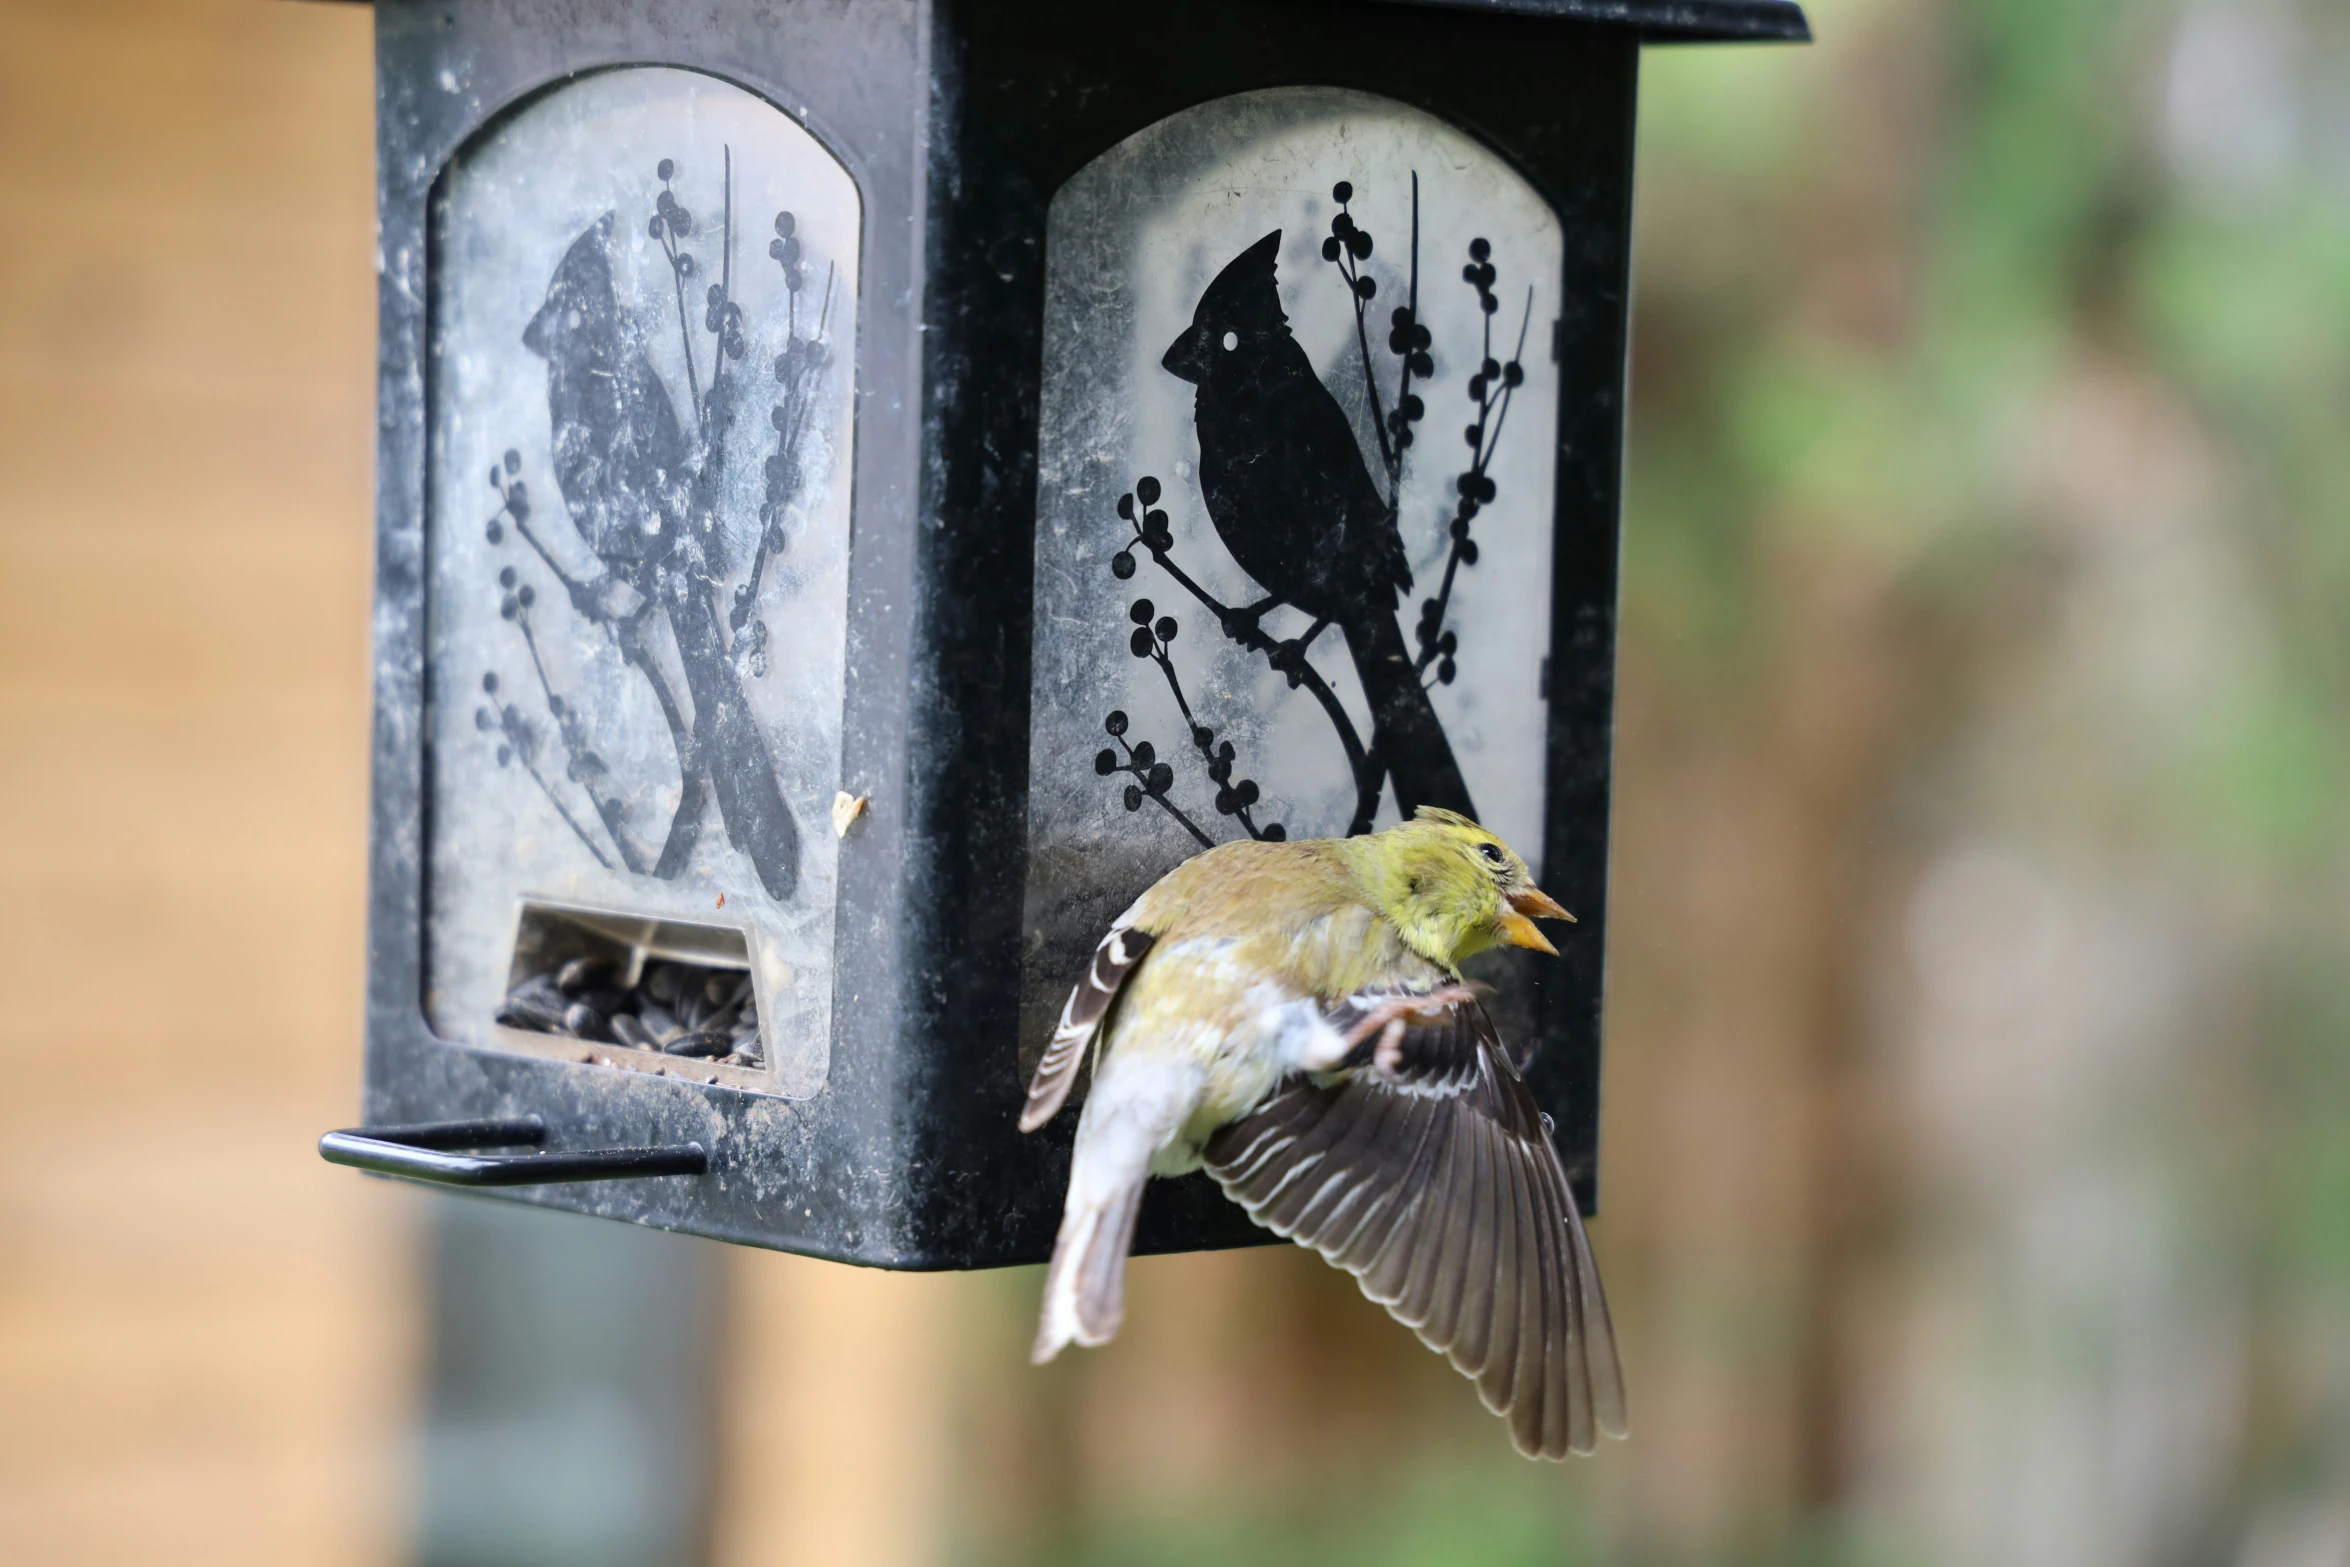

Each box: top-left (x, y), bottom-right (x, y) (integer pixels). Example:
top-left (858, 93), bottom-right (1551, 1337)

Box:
top-left (328, 0), bottom-right (1808, 1266)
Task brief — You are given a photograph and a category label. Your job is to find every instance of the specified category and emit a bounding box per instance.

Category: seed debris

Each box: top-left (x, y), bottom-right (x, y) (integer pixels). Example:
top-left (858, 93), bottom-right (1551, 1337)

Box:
top-left (831, 790), bottom-right (868, 838)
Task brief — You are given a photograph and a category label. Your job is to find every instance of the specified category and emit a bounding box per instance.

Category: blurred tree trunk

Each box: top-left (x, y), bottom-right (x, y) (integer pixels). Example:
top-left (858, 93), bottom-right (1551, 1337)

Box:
top-left (1602, 536), bottom-right (1925, 1557)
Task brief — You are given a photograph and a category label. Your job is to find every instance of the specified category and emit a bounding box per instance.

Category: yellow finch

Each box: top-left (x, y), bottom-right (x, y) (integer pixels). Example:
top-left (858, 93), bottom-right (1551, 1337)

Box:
top-left (1022, 807), bottom-right (1626, 1458)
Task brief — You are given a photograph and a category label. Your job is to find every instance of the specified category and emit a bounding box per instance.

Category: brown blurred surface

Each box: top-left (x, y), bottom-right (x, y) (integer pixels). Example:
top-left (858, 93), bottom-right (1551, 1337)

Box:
top-left (0, 2), bottom-right (405, 1561)
top-left (0, 12), bottom-right (971, 1562)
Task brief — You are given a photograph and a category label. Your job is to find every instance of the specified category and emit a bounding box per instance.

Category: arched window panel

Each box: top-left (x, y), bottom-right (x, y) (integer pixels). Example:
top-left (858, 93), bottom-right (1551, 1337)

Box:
top-left (1022, 89), bottom-right (1569, 1074)
top-left (424, 67), bottom-right (860, 1100)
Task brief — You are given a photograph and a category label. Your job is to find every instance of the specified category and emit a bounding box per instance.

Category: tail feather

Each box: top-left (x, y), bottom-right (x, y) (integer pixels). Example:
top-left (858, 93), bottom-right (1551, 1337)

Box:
top-left (1031, 1176), bottom-right (1147, 1363)
top-left (1032, 1055), bottom-right (1199, 1364)
top-left (1340, 610), bottom-right (1475, 819)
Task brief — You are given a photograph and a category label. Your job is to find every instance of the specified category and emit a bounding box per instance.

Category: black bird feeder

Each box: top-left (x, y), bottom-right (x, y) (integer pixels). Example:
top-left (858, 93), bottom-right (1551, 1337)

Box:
top-left (330, 0), bottom-right (1808, 1266)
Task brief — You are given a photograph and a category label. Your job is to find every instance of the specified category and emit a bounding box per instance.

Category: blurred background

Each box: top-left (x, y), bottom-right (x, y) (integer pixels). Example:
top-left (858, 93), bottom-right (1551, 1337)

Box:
top-left (1, 0), bottom-right (2345, 1563)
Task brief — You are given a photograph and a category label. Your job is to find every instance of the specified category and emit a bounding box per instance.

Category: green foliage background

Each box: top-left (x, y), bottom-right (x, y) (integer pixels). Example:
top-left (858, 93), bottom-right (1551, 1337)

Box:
top-left (953, 4), bottom-right (2350, 1563)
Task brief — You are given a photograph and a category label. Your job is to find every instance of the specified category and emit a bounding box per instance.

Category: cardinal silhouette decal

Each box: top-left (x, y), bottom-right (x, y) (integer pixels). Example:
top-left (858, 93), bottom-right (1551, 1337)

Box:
top-left (518, 213), bottom-right (800, 902)
top-left (475, 158), bottom-right (832, 908)
top-left (1160, 230), bottom-right (1477, 822)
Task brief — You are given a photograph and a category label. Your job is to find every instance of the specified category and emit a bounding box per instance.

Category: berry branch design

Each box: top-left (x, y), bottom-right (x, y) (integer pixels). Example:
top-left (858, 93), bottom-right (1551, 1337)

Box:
top-left (1108, 477), bottom-right (1336, 840)
top-left (1418, 243), bottom-right (1531, 684)
top-left (1095, 176), bottom-right (1526, 844)
top-left (473, 151), bottom-right (834, 903)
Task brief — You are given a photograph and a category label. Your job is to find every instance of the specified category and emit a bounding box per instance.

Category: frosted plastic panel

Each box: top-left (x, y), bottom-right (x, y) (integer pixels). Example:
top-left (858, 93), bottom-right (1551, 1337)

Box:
top-left (1022, 88), bottom-right (1564, 1056)
top-left (424, 67), bottom-right (858, 1097)
top-left (1024, 92), bottom-right (1560, 1052)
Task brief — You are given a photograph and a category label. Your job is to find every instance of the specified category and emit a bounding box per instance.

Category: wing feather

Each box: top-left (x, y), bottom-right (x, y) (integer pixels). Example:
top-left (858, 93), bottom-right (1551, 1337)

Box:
top-left (1356, 1096), bottom-right (1444, 1304)
top-left (1572, 1189), bottom-right (1630, 1440)
top-left (1204, 990), bottom-right (1626, 1461)
top-left (1289, 1074), bottom-right (1398, 1242)
top-left (1322, 1090), bottom-right (1423, 1266)
top-left (1479, 1124), bottom-right (1526, 1416)
top-left (1505, 1138), bottom-right (1553, 1455)
top-left (1453, 1114), bottom-right (1502, 1381)
top-left (1345, 1095), bottom-right (1439, 1284)
top-left (1393, 1102), bottom-right (1460, 1330)
top-left (1534, 1145), bottom-right (1580, 1458)
top-left (1021, 922), bottom-right (1155, 1132)
top-left (1431, 1081), bottom-right (1490, 1358)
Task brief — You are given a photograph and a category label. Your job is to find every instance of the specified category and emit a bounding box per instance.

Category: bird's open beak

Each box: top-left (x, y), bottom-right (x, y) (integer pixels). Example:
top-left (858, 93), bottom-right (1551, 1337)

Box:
top-left (1497, 885), bottom-right (1575, 955)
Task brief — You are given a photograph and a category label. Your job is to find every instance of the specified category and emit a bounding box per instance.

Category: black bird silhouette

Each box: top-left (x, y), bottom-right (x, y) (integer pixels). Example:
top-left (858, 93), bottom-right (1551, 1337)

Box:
top-left (523, 213), bottom-right (800, 901)
top-left (1162, 230), bottom-right (1476, 821)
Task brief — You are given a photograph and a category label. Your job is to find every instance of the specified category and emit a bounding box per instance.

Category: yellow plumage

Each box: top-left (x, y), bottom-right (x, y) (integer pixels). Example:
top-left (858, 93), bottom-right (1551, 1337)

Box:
top-left (1023, 808), bottom-right (1626, 1460)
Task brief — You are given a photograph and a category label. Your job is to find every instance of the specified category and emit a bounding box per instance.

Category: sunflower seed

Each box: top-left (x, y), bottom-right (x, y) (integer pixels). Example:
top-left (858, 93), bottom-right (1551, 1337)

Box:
top-left (508, 971), bottom-right (566, 1007)
top-left (557, 956), bottom-right (618, 995)
top-left (496, 995), bottom-right (568, 1031)
top-left (498, 955), bottom-right (759, 1059)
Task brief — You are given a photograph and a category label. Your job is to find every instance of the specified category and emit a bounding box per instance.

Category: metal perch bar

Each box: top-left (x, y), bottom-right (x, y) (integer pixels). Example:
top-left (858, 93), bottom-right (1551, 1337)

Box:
top-left (318, 1117), bottom-right (708, 1188)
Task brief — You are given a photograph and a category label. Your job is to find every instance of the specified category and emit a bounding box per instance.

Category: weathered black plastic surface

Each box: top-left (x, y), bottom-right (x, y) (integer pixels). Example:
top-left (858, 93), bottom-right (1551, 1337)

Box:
top-left (356, 0), bottom-right (1780, 1268)
top-left (370, 0), bottom-right (950, 1268)
top-left (322, 0), bottom-right (1813, 43)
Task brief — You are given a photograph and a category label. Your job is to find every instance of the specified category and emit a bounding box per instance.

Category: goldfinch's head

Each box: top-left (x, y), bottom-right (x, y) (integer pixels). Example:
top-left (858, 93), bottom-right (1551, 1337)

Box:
top-left (1355, 807), bottom-right (1575, 966)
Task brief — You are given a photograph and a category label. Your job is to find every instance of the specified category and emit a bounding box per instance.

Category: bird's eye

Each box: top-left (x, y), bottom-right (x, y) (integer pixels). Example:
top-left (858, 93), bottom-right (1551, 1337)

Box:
top-left (1478, 843), bottom-right (1505, 865)
top-left (1221, 331), bottom-right (1238, 352)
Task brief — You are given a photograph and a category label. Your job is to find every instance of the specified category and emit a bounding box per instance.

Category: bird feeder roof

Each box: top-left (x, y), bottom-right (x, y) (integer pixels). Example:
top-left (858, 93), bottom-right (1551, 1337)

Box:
top-left (319, 0), bottom-right (1812, 44)
top-left (1382, 0), bottom-right (1810, 41)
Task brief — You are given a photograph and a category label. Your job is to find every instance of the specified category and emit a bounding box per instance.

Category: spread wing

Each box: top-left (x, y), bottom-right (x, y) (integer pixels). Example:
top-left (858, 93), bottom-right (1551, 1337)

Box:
top-left (1020, 917), bottom-right (1156, 1133)
top-left (1203, 990), bottom-right (1626, 1459)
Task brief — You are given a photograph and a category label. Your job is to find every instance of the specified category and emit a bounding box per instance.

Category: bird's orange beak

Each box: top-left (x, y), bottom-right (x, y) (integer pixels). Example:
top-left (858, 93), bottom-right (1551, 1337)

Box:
top-left (1498, 885), bottom-right (1575, 955)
